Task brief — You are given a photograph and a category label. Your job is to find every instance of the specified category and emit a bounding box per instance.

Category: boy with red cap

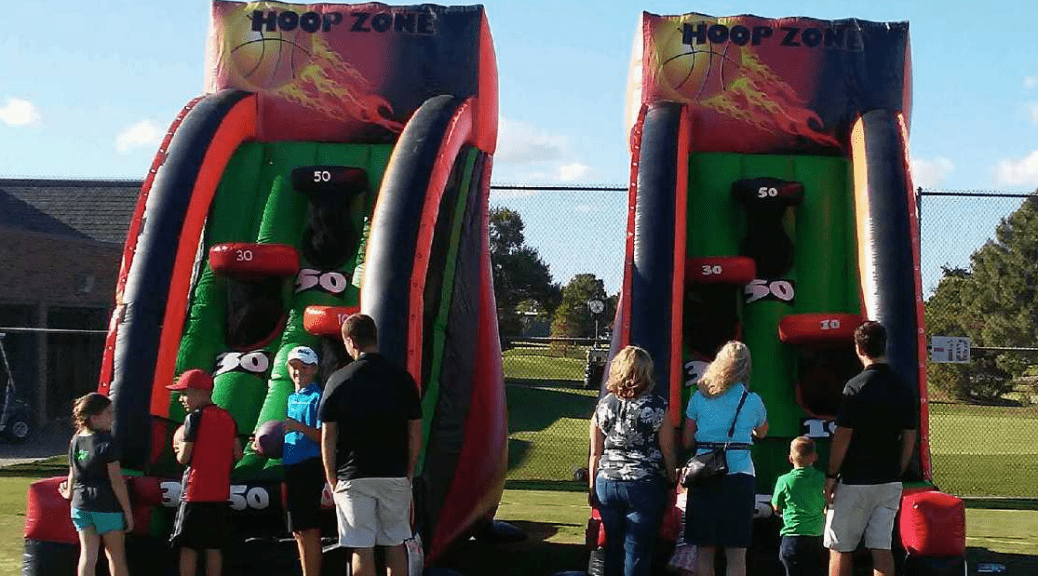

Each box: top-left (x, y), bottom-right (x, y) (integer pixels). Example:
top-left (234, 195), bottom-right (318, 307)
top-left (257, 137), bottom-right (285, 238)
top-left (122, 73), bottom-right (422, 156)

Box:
top-left (167, 369), bottom-right (243, 576)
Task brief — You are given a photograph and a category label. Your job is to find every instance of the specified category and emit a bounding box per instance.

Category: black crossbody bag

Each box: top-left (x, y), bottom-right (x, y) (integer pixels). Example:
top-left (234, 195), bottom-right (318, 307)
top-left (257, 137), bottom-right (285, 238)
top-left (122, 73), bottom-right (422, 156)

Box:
top-left (679, 389), bottom-right (750, 488)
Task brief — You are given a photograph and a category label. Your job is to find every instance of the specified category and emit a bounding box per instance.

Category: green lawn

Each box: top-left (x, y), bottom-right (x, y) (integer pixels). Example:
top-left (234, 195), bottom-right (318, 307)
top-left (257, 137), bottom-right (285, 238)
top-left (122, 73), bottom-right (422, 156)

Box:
top-left (3, 356), bottom-right (1036, 574)
top-left (502, 345), bottom-right (588, 382)
top-left (2, 472), bottom-right (1035, 576)
top-left (448, 490), bottom-right (1038, 576)
top-left (928, 403), bottom-right (1038, 497)
top-left (0, 458), bottom-right (67, 576)
top-left (500, 353), bottom-right (1038, 498)
top-left (3, 402), bottom-right (1038, 576)
top-left (505, 382), bottom-right (597, 481)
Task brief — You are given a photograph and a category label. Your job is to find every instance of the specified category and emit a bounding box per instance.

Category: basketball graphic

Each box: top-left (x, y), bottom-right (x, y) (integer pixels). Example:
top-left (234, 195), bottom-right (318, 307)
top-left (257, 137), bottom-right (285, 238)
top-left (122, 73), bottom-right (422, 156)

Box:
top-left (226, 9), bottom-right (314, 91)
top-left (654, 20), bottom-right (719, 101)
top-left (214, 3), bottom-right (403, 131)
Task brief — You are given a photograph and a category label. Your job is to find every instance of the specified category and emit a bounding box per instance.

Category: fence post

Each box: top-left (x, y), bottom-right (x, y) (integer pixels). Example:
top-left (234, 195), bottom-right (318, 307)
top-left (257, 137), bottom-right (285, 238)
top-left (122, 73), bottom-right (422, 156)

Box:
top-left (34, 303), bottom-right (48, 425)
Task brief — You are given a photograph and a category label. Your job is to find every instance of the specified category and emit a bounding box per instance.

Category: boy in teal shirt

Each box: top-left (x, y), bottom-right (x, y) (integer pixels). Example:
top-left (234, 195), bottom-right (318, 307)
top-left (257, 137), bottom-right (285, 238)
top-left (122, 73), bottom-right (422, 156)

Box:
top-left (282, 346), bottom-right (324, 576)
top-left (772, 436), bottom-right (826, 576)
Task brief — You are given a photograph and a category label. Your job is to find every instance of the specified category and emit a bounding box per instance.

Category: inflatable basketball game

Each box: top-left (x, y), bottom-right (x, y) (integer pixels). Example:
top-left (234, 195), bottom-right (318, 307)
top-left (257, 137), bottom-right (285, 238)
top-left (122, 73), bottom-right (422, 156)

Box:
top-left (24, 2), bottom-right (507, 574)
top-left (586, 12), bottom-right (966, 575)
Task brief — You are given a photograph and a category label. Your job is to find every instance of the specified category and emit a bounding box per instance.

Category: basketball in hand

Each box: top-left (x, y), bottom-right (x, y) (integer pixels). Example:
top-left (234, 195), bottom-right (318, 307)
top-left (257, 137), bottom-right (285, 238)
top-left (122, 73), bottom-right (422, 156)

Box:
top-left (254, 420), bottom-right (285, 459)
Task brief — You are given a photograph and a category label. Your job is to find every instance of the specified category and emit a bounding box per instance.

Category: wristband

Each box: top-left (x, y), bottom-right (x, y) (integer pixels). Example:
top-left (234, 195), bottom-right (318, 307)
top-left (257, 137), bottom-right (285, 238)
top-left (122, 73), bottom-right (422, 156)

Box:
top-left (825, 472), bottom-right (839, 479)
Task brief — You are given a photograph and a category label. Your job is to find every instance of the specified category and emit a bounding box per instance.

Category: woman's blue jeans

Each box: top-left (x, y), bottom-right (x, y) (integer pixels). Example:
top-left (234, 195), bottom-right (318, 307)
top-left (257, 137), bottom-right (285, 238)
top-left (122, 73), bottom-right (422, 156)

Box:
top-left (594, 475), bottom-right (666, 576)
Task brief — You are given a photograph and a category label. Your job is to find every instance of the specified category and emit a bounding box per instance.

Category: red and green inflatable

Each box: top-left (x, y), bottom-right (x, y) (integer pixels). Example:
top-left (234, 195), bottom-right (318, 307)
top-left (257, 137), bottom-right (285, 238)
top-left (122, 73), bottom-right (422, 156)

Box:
top-left (588, 11), bottom-right (966, 575)
top-left (24, 2), bottom-right (507, 574)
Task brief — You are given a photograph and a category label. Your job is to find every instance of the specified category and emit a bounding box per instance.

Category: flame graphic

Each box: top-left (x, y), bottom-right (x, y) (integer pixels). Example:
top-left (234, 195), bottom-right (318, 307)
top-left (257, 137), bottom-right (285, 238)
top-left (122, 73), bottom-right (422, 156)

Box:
top-left (701, 47), bottom-right (840, 148)
top-left (275, 35), bottom-right (403, 132)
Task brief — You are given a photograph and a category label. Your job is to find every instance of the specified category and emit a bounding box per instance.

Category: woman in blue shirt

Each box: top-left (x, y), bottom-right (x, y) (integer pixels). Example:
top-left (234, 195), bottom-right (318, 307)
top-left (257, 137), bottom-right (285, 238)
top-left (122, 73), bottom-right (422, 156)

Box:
top-left (682, 341), bottom-right (768, 576)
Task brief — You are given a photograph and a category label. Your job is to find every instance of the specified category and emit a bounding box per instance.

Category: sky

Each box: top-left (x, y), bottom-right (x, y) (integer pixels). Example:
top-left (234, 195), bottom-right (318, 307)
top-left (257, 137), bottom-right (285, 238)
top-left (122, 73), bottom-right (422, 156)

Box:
top-left (2, 0), bottom-right (1038, 294)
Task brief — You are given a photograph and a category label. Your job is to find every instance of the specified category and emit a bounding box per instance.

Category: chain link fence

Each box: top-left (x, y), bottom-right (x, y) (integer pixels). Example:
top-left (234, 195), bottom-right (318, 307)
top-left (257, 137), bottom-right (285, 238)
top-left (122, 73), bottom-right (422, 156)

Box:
top-left (493, 185), bottom-right (1038, 498)
top-left (920, 191), bottom-right (1038, 498)
top-left (492, 186), bottom-right (626, 483)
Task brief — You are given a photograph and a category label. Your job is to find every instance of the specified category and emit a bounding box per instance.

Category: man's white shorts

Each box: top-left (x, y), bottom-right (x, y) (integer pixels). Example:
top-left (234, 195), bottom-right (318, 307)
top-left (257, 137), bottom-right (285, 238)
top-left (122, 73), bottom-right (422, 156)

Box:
top-left (824, 481), bottom-right (902, 552)
top-left (333, 477), bottom-right (412, 548)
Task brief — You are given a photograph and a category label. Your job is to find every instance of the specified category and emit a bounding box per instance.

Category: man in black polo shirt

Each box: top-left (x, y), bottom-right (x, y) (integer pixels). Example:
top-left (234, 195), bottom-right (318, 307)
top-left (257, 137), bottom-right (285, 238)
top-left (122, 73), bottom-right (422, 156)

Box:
top-left (823, 321), bottom-right (917, 576)
top-left (320, 313), bottom-right (422, 576)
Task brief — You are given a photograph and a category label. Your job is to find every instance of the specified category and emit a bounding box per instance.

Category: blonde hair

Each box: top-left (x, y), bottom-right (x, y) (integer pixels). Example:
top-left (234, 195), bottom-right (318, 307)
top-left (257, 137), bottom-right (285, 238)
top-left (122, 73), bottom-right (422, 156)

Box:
top-left (606, 346), bottom-right (655, 400)
top-left (790, 435), bottom-right (816, 464)
top-left (699, 341), bottom-right (751, 398)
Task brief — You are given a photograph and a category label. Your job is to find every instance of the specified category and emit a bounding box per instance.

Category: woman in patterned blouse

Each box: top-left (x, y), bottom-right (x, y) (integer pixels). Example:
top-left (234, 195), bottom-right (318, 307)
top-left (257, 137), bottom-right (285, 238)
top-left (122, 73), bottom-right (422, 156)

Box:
top-left (589, 346), bottom-right (678, 576)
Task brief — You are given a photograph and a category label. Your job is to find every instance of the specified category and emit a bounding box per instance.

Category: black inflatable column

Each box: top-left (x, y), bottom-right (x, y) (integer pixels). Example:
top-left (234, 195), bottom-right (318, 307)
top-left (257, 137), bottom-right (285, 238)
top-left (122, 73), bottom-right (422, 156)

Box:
top-left (854, 109), bottom-right (923, 477)
top-left (629, 102), bottom-right (683, 398)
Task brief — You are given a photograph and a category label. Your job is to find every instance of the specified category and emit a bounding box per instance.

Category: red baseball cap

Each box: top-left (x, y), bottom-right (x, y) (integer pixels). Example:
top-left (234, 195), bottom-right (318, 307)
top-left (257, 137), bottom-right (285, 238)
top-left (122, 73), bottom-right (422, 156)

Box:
top-left (167, 369), bottom-right (214, 391)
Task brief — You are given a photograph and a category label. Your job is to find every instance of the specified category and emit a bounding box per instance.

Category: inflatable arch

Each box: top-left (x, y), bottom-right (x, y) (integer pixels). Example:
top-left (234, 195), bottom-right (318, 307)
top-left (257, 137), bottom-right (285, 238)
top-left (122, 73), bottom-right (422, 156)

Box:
top-left (588, 12), bottom-right (966, 574)
top-left (25, 2), bottom-right (507, 573)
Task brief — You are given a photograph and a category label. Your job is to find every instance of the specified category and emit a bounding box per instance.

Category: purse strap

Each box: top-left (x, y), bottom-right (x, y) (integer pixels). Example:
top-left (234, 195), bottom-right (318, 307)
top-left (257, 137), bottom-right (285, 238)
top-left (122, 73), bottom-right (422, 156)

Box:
top-left (726, 390), bottom-right (750, 440)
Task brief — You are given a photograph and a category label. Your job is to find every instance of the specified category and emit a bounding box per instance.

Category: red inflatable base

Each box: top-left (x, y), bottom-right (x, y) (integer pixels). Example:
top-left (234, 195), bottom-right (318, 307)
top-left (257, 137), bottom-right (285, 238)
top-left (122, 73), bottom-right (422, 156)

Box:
top-left (24, 476), bottom-right (163, 544)
top-left (899, 491), bottom-right (966, 557)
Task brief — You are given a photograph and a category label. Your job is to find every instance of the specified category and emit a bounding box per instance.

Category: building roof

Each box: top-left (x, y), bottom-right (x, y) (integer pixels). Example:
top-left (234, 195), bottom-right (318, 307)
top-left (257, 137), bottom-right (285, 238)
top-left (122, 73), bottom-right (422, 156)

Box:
top-left (0, 179), bottom-right (142, 244)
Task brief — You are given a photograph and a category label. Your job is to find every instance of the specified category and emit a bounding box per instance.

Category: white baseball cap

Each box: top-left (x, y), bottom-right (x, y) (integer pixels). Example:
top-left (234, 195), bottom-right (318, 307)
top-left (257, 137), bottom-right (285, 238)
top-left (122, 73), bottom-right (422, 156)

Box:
top-left (287, 346), bottom-right (319, 365)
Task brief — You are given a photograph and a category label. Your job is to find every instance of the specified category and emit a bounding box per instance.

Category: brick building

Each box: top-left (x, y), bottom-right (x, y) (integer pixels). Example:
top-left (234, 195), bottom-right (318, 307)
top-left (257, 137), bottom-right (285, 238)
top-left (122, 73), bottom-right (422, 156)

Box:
top-left (0, 179), bottom-right (141, 425)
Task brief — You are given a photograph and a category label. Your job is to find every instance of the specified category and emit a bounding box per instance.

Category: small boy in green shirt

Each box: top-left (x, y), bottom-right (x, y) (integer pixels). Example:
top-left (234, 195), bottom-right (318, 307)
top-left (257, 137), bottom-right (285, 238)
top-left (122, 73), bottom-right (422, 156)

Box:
top-left (772, 436), bottom-right (826, 576)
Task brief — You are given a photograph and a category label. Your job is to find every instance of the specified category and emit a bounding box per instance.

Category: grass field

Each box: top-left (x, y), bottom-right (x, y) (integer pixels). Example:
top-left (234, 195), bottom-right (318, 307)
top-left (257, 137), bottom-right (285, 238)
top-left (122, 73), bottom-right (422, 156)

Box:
top-left (3, 468), bottom-right (1033, 576)
top-left (502, 345), bottom-right (588, 382)
top-left (506, 382), bottom-right (597, 481)
top-left (502, 346), bottom-right (1038, 497)
top-left (2, 350), bottom-right (1035, 574)
top-left (0, 458), bottom-right (66, 576)
top-left (928, 403), bottom-right (1038, 497)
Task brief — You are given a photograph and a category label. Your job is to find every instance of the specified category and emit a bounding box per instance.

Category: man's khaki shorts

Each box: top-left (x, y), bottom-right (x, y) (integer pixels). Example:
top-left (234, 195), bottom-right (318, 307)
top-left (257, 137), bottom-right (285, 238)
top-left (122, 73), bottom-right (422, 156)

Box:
top-left (824, 481), bottom-right (902, 552)
top-left (333, 477), bottom-right (412, 548)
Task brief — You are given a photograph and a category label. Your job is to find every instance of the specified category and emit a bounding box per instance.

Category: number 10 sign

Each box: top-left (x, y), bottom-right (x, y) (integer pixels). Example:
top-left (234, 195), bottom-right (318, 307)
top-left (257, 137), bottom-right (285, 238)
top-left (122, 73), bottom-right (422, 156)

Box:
top-left (930, 336), bottom-right (970, 364)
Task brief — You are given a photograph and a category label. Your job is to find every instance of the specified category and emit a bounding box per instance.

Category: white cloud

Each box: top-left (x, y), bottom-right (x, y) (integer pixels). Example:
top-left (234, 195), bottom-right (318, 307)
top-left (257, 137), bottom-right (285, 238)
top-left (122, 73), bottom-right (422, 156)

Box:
top-left (557, 162), bottom-right (592, 182)
top-left (495, 116), bottom-right (569, 164)
top-left (910, 157), bottom-right (954, 190)
top-left (995, 150), bottom-right (1038, 186)
top-left (0, 97), bottom-right (40, 126)
top-left (115, 120), bottom-right (162, 153)
top-left (489, 187), bottom-right (540, 200)
top-left (1026, 76), bottom-right (1038, 89)
top-left (1028, 102), bottom-right (1038, 125)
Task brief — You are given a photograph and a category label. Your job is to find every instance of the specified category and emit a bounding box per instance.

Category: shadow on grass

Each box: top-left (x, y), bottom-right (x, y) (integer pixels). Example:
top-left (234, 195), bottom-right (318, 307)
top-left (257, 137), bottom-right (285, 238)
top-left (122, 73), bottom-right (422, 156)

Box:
top-left (434, 520), bottom-right (588, 576)
top-left (0, 456), bottom-right (65, 478)
top-left (506, 383), bottom-right (597, 435)
top-left (507, 438), bottom-right (533, 474)
top-left (963, 497), bottom-right (1038, 511)
top-left (505, 479), bottom-right (589, 493)
top-left (507, 378), bottom-right (589, 389)
top-left (967, 546), bottom-right (1038, 573)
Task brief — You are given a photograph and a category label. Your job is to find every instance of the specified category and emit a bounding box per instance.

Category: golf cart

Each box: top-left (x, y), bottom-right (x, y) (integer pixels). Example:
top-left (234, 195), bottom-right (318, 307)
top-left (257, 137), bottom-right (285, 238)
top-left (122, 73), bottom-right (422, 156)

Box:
top-left (0, 333), bottom-right (32, 443)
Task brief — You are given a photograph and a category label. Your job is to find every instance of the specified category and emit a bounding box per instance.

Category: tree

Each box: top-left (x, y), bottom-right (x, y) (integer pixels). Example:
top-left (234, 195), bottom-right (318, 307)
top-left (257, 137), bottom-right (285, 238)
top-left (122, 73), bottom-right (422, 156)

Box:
top-left (489, 208), bottom-right (561, 341)
top-left (924, 194), bottom-right (1038, 402)
top-left (925, 267), bottom-right (1012, 401)
top-left (550, 273), bottom-right (615, 339)
top-left (489, 207), bottom-right (526, 256)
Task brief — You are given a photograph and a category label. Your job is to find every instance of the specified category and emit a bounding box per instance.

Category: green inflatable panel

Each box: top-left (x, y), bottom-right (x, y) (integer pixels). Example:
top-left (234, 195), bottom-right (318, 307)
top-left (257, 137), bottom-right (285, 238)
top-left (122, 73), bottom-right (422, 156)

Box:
top-left (166, 141), bottom-right (392, 479)
top-left (683, 152), bottom-right (860, 494)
